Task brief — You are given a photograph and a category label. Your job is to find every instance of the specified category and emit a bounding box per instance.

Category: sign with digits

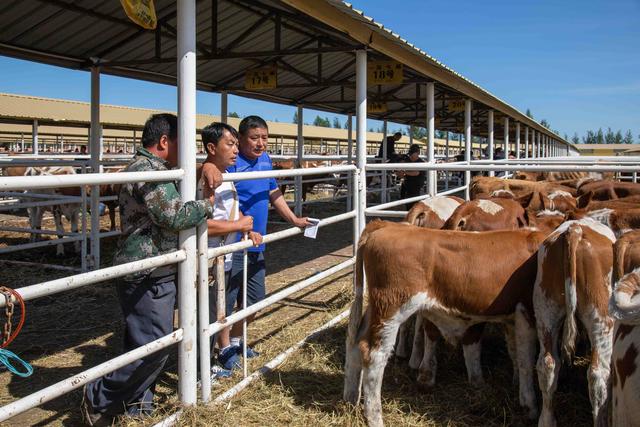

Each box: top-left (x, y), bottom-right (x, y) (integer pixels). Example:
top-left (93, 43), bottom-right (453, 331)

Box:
top-left (245, 66), bottom-right (277, 90)
top-left (120, 0), bottom-right (157, 29)
top-left (447, 100), bottom-right (465, 113)
top-left (367, 61), bottom-right (403, 85)
top-left (367, 101), bottom-right (388, 113)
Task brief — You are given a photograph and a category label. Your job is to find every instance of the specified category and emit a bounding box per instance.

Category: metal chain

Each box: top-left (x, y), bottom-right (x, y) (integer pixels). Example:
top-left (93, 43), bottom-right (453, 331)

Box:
top-left (0, 288), bottom-right (14, 346)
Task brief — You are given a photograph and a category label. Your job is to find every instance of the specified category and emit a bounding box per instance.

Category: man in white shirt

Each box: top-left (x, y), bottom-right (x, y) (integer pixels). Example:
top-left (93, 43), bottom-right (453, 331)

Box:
top-left (201, 122), bottom-right (262, 376)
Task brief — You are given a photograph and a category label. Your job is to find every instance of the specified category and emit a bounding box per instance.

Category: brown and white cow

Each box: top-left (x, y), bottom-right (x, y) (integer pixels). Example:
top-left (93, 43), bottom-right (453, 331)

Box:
top-left (578, 180), bottom-right (640, 201)
top-left (533, 217), bottom-right (615, 427)
top-left (576, 192), bottom-right (640, 210)
top-left (443, 198), bottom-right (527, 231)
top-left (344, 221), bottom-right (546, 426)
top-left (609, 230), bottom-right (640, 427)
top-left (570, 208), bottom-right (640, 238)
top-left (403, 196), bottom-right (464, 228)
top-left (24, 166), bottom-right (82, 255)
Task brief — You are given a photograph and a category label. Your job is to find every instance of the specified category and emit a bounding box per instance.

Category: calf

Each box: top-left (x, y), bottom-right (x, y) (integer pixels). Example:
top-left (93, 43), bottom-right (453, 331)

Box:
top-left (344, 221), bottom-right (546, 426)
top-left (570, 208), bottom-right (640, 238)
top-left (443, 198), bottom-right (527, 231)
top-left (609, 231), bottom-right (640, 427)
top-left (24, 166), bottom-right (82, 255)
top-left (576, 192), bottom-right (640, 210)
top-left (578, 180), bottom-right (640, 201)
top-left (533, 218), bottom-right (615, 427)
top-left (404, 196), bottom-right (463, 228)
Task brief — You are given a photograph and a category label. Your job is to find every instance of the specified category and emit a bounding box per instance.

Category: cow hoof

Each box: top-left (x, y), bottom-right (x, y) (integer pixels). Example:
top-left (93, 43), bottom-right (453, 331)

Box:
top-left (415, 378), bottom-right (435, 393)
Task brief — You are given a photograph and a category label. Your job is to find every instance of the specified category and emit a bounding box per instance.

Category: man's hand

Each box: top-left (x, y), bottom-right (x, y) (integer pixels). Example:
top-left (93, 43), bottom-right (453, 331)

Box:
top-left (248, 231), bottom-right (263, 247)
top-left (292, 216), bottom-right (312, 228)
top-left (236, 215), bottom-right (254, 232)
top-left (202, 163), bottom-right (223, 190)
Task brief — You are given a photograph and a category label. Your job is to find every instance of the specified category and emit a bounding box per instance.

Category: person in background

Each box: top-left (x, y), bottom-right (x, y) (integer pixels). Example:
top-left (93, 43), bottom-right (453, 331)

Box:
top-left (200, 122), bottom-right (262, 377)
top-left (377, 131), bottom-right (402, 162)
top-left (218, 115), bottom-right (310, 370)
top-left (81, 113), bottom-right (222, 425)
top-left (397, 144), bottom-right (426, 210)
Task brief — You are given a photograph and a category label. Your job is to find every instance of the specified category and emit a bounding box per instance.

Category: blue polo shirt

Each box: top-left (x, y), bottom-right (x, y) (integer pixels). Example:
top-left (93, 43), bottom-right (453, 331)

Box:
top-left (227, 152), bottom-right (277, 252)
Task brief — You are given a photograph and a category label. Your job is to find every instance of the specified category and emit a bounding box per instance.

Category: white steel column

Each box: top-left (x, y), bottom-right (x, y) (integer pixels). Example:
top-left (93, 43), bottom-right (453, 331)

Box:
top-left (356, 50), bottom-right (367, 236)
top-left (525, 127), bottom-right (530, 158)
top-left (381, 120), bottom-right (388, 203)
top-left (32, 120), bottom-right (39, 155)
top-left (20, 133), bottom-right (24, 152)
top-left (426, 82), bottom-right (436, 195)
top-left (295, 105), bottom-right (303, 216)
top-left (503, 116), bottom-right (509, 156)
top-left (464, 99), bottom-right (472, 200)
top-left (515, 122), bottom-right (521, 159)
top-left (220, 91), bottom-right (228, 124)
top-left (487, 110), bottom-right (494, 177)
top-left (90, 67), bottom-right (102, 271)
top-left (177, 0), bottom-right (198, 405)
top-left (347, 114), bottom-right (353, 211)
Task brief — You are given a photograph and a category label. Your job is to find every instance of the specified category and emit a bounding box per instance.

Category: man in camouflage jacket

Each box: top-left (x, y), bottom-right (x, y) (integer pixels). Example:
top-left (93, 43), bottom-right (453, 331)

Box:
top-left (82, 113), bottom-right (221, 425)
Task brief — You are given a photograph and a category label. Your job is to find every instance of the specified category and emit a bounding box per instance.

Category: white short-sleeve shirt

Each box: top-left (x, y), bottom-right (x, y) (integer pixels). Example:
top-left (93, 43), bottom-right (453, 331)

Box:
top-left (208, 181), bottom-right (239, 271)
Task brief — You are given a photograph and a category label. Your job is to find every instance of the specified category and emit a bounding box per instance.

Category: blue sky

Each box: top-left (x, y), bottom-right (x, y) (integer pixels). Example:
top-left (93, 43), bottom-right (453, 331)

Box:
top-left (1, 0), bottom-right (638, 140)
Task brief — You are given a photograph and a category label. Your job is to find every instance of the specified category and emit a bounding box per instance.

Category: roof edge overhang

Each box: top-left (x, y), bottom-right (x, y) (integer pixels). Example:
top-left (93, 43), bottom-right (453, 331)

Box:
top-left (281, 0), bottom-right (570, 147)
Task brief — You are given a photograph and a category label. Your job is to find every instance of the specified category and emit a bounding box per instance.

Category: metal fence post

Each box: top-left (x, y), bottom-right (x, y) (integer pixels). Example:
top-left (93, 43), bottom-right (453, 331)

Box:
top-left (177, 0), bottom-right (198, 406)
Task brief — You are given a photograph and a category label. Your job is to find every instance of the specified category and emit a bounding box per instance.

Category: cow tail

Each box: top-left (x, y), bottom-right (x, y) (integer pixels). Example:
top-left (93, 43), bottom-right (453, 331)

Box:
top-left (562, 223), bottom-right (582, 362)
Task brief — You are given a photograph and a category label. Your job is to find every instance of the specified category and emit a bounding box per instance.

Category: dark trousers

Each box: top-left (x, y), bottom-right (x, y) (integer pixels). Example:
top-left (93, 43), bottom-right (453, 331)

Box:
top-left (401, 184), bottom-right (422, 211)
top-left (85, 276), bottom-right (176, 417)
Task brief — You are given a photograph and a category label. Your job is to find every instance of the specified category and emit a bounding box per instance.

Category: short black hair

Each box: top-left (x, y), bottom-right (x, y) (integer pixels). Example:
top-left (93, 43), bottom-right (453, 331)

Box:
top-left (393, 132), bottom-right (402, 138)
top-left (141, 113), bottom-right (178, 148)
top-left (409, 144), bottom-right (421, 154)
top-left (201, 122), bottom-right (239, 155)
top-left (238, 115), bottom-right (268, 135)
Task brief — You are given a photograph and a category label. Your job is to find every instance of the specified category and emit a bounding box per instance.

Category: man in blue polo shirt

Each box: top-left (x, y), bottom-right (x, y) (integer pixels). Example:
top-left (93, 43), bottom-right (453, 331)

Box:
top-left (219, 115), bottom-right (310, 370)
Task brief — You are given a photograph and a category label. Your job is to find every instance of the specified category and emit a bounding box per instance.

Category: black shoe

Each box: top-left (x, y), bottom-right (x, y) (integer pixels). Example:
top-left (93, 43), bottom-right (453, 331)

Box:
top-left (80, 386), bottom-right (112, 426)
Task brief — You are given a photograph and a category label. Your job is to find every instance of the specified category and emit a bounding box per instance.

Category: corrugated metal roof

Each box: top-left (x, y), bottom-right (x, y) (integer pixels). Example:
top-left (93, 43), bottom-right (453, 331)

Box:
top-left (0, 0), bottom-right (570, 146)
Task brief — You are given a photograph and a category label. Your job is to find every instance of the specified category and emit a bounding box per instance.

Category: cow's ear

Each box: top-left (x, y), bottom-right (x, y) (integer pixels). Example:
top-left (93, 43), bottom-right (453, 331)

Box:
top-left (576, 191), bottom-right (593, 209)
top-left (515, 192), bottom-right (535, 209)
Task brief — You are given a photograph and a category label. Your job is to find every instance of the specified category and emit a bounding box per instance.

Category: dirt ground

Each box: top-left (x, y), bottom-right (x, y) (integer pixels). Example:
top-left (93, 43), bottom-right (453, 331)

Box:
top-left (0, 196), bottom-right (594, 427)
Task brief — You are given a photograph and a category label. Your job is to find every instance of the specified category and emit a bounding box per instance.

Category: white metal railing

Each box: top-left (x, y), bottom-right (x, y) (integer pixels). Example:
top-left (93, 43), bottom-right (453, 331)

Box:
top-left (1, 144), bottom-right (638, 424)
top-left (0, 163), bottom-right (359, 424)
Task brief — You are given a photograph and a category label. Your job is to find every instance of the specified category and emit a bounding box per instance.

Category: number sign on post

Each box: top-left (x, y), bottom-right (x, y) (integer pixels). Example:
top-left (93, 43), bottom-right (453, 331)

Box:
top-left (245, 66), bottom-right (277, 90)
top-left (367, 61), bottom-right (403, 85)
top-left (367, 102), bottom-right (388, 114)
top-left (447, 100), bottom-right (465, 114)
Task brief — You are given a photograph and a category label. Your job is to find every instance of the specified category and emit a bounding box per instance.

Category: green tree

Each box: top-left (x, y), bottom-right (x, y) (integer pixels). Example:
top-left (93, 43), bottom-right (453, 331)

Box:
top-left (614, 130), bottom-right (623, 144)
top-left (526, 108), bottom-right (533, 119)
top-left (540, 119), bottom-right (550, 129)
top-left (332, 117), bottom-right (341, 128)
top-left (604, 127), bottom-right (616, 144)
top-left (583, 130), bottom-right (596, 144)
top-left (407, 125), bottom-right (426, 140)
top-left (228, 111), bottom-right (240, 118)
top-left (596, 128), bottom-right (604, 144)
top-left (313, 116), bottom-right (331, 127)
top-left (623, 130), bottom-right (634, 144)
top-left (571, 132), bottom-right (580, 144)
top-left (293, 111), bottom-right (299, 124)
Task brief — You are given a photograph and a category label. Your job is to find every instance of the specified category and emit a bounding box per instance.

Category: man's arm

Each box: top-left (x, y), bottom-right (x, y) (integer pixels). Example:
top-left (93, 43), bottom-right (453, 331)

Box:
top-left (269, 189), bottom-right (311, 228)
top-left (142, 181), bottom-right (213, 231)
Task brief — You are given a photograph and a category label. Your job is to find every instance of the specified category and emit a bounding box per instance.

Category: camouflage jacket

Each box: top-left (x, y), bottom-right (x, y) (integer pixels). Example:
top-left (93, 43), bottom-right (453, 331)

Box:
top-left (114, 148), bottom-right (213, 281)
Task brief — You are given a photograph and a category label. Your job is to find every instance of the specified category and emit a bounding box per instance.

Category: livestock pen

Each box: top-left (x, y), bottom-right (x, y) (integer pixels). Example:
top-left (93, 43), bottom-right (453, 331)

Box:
top-left (1, 1), bottom-right (636, 426)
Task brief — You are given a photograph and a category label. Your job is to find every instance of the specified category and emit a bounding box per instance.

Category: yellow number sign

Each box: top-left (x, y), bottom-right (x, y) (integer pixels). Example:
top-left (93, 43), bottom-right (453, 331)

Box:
top-left (447, 100), bottom-right (465, 113)
top-left (367, 102), bottom-right (388, 114)
top-left (245, 67), bottom-right (277, 90)
top-left (120, 0), bottom-right (157, 30)
top-left (368, 61), bottom-right (403, 85)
